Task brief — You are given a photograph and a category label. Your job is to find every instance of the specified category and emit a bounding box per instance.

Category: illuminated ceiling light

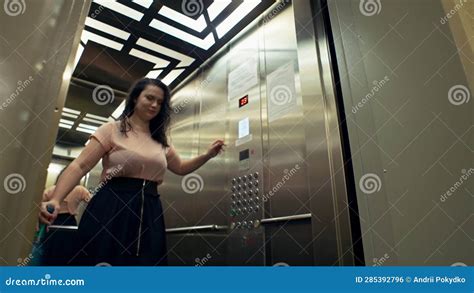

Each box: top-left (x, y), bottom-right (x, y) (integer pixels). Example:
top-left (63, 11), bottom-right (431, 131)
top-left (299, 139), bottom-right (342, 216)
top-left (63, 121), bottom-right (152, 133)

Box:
top-left (82, 117), bottom-right (106, 124)
top-left (61, 112), bottom-right (78, 119)
top-left (216, 0), bottom-right (261, 39)
top-left (137, 38), bottom-right (194, 67)
top-left (63, 107), bottom-right (81, 115)
top-left (81, 30), bottom-right (124, 51)
top-left (85, 113), bottom-right (109, 122)
top-left (93, 0), bottom-right (144, 21)
top-left (76, 127), bottom-right (96, 134)
top-left (59, 123), bottom-right (72, 129)
top-left (149, 19), bottom-right (215, 50)
top-left (162, 69), bottom-right (186, 86)
top-left (129, 48), bottom-right (170, 68)
top-left (111, 101), bottom-right (125, 120)
top-left (158, 6), bottom-right (207, 33)
top-left (132, 0), bottom-right (153, 8)
top-left (78, 123), bottom-right (99, 131)
top-left (85, 17), bottom-right (130, 40)
top-left (146, 69), bottom-right (163, 79)
top-left (207, 0), bottom-right (232, 21)
top-left (59, 119), bottom-right (74, 125)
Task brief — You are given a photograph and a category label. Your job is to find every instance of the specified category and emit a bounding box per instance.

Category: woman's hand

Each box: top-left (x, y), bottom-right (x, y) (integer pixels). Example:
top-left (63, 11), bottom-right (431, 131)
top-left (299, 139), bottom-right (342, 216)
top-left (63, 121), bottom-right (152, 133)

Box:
top-left (38, 199), bottom-right (60, 226)
top-left (206, 139), bottom-right (226, 158)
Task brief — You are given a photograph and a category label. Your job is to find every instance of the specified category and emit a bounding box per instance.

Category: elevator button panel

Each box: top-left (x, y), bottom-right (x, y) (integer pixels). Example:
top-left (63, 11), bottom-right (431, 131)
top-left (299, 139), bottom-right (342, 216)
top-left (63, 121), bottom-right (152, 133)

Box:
top-left (230, 172), bottom-right (261, 229)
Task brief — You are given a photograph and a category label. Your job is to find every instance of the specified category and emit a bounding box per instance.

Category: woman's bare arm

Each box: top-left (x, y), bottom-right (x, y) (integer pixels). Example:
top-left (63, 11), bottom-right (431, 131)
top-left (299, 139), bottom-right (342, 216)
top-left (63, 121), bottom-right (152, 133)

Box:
top-left (39, 138), bottom-right (106, 224)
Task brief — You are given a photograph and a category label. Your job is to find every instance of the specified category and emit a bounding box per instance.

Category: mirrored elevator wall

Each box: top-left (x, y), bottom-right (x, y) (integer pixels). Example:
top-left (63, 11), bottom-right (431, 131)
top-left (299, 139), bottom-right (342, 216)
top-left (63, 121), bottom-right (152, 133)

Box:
top-left (0, 0), bottom-right (91, 265)
top-left (160, 0), bottom-right (357, 266)
top-left (327, 0), bottom-right (473, 265)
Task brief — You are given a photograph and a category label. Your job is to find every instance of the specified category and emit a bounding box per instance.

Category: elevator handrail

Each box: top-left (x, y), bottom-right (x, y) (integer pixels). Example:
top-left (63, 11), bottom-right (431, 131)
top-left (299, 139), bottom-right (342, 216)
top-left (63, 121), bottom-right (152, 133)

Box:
top-left (165, 224), bottom-right (228, 233)
top-left (260, 213), bottom-right (312, 224)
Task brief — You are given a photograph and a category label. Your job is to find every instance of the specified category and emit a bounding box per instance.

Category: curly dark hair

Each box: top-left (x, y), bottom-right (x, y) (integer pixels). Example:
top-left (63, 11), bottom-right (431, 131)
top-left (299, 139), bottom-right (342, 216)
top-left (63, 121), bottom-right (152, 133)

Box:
top-left (118, 78), bottom-right (171, 148)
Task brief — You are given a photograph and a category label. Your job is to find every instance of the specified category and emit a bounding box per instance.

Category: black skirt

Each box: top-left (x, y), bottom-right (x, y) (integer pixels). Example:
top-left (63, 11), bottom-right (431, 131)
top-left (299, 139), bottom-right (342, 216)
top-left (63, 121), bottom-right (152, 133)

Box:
top-left (77, 177), bottom-right (167, 266)
top-left (42, 213), bottom-right (79, 266)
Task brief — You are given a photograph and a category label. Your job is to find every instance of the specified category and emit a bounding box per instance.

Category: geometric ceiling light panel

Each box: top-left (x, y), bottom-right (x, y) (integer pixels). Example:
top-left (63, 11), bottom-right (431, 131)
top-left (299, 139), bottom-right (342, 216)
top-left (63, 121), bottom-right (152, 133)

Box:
top-left (93, 0), bottom-right (144, 21)
top-left (149, 19), bottom-right (215, 50)
top-left (81, 30), bottom-right (124, 51)
top-left (85, 17), bottom-right (131, 40)
top-left (79, 17), bottom-right (131, 51)
top-left (146, 69), bottom-right (163, 79)
top-left (207, 0), bottom-right (232, 21)
top-left (161, 69), bottom-right (186, 86)
top-left (61, 107), bottom-right (80, 119)
top-left (158, 6), bottom-right (207, 33)
top-left (216, 0), bottom-right (261, 39)
top-left (129, 48), bottom-right (171, 68)
top-left (132, 0), bottom-right (153, 9)
top-left (136, 38), bottom-right (195, 67)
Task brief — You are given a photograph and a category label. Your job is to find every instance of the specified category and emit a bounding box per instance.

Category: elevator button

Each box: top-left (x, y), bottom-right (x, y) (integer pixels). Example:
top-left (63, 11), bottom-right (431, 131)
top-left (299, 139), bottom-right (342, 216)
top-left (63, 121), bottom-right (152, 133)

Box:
top-left (249, 220), bottom-right (254, 228)
top-left (237, 177), bottom-right (241, 183)
top-left (254, 220), bottom-right (260, 228)
top-left (242, 184), bottom-right (247, 190)
top-left (255, 197), bottom-right (259, 202)
top-left (255, 188), bottom-right (259, 195)
top-left (231, 186), bottom-right (236, 192)
top-left (247, 182), bottom-right (252, 188)
top-left (242, 176), bottom-right (247, 182)
top-left (243, 207), bottom-right (248, 213)
top-left (253, 172), bottom-right (259, 179)
top-left (232, 178), bottom-right (236, 184)
top-left (254, 206), bottom-right (259, 212)
top-left (254, 180), bottom-right (259, 187)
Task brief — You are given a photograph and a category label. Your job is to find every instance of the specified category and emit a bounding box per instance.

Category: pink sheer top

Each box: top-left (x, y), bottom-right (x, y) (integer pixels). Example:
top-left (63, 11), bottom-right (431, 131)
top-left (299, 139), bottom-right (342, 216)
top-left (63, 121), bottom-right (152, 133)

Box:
top-left (89, 121), bottom-right (172, 184)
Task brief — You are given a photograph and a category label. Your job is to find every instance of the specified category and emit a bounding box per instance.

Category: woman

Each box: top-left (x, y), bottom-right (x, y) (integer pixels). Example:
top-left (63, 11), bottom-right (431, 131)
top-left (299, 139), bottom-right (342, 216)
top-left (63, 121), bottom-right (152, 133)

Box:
top-left (39, 78), bottom-right (225, 266)
top-left (41, 167), bottom-right (91, 265)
